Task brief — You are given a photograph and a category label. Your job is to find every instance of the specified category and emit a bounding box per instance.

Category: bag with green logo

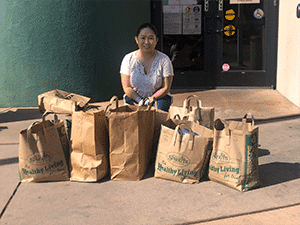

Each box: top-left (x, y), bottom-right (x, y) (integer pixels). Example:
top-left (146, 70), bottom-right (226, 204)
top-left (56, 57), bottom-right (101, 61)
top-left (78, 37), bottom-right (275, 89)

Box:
top-left (19, 112), bottom-right (70, 182)
top-left (154, 119), bottom-right (213, 184)
top-left (208, 114), bottom-right (260, 192)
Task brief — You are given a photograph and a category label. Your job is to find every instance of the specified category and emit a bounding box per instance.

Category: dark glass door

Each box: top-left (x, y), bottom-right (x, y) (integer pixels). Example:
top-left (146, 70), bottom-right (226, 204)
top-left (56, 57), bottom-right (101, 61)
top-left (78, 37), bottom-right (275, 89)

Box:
top-left (218, 0), bottom-right (278, 88)
top-left (151, 0), bottom-right (278, 88)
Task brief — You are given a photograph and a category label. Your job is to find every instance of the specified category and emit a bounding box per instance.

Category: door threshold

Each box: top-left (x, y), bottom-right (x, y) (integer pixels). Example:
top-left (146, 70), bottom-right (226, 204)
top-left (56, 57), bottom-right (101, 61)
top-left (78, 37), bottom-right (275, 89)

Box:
top-left (170, 87), bottom-right (214, 94)
top-left (215, 86), bottom-right (274, 90)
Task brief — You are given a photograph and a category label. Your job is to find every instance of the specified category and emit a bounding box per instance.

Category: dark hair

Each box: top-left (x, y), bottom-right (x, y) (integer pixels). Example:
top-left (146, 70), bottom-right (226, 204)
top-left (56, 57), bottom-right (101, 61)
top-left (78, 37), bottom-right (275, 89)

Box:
top-left (136, 23), bottom-right (158, 37)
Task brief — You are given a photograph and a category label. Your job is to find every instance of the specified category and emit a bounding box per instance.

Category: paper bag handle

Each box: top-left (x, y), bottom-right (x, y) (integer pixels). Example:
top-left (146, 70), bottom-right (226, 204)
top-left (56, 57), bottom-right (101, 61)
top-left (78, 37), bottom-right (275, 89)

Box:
top-left (172, 123), bottom-right (195, 150)
top-left (173, 114), bottom-right (190, 121)
top-left (27, 110), bottom-right (53, 136)
top-left (140, 97), bottom-right (156, 111)
top-left (25, 117), bottom-right (52, 157)
top-left (173, 114), bottom-right (181, 120)
top-left (110, 96), bottom-right (119, 109)
top-left (54, 89), bottom-right (64, 98)
top-left (82, 104), bottom-right (102, 112)
top-left (242, 113), bottom-right (255, 126)
top-left (42, 111), bottom-right (59, 125)
top-left (183, 95), bottom-right (202, 113)
top-left (105, 96), bottom-right (119, 112)
top-left (25, 124), bottom-right (40, 155)
top-left (28, 111), bottom-right (56, 137)
top-left (26, 119), bottom-right (48, 144)
top-left (214, 118), bottom-right (231, 145)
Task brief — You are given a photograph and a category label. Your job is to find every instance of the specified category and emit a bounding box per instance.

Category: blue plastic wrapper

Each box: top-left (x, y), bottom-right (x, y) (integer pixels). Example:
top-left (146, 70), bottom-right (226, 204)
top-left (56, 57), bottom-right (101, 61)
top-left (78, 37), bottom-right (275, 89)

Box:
top-left (178, 128), bottom-right (199, 136)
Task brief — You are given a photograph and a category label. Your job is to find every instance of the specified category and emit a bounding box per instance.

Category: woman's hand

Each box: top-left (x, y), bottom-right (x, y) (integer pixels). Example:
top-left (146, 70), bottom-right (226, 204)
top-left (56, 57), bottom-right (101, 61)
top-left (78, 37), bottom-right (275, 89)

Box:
top-left (142, 96), bottom-right (155, 106)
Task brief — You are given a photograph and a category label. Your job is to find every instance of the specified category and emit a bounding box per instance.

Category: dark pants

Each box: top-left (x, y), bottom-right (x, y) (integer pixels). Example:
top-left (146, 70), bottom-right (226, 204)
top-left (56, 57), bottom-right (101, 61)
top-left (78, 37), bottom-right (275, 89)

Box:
top-left (124, 94), bottom-right (173, 112)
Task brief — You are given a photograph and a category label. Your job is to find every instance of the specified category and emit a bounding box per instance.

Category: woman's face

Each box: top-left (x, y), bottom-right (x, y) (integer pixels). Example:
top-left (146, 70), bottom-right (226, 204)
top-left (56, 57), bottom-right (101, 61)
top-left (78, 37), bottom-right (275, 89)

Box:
top-left (135, 28), bottom-right (158, 54)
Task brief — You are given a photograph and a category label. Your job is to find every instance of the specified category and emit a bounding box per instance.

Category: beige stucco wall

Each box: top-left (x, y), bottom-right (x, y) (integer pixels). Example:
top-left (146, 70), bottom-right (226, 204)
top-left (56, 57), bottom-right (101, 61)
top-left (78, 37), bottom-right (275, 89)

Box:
top-left (277, 0), bottom-right (300, 107)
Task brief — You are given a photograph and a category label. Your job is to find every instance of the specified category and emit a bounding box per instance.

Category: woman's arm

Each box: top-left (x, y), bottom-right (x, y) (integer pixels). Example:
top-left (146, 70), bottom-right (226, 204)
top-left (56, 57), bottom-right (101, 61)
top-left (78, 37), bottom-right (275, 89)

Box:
top-left (120, 73), bottom-right (140, 100)
top-left (151, 76), bottom-right (173, 101)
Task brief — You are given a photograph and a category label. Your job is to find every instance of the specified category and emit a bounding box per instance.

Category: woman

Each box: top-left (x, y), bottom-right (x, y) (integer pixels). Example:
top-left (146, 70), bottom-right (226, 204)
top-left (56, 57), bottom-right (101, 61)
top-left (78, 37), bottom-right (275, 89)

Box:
top-left (120, 23), bottom-right (174, 112)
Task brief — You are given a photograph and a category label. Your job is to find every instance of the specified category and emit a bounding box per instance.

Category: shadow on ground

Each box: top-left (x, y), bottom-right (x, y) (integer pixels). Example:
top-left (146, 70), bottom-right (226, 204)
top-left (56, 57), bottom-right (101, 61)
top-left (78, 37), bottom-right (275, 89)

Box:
top-left (0, 126), bottom-right (8, 131)
top-left (170, 89), bottom-right (209, 94)
top-left (228, 114), bottom-right (300, 124)
top-left (0, 157), bottom-right (19, 166)
top-left (0, 109), bottom-right (42, 123)
top-left (259, 162), bottom-right (300, 188)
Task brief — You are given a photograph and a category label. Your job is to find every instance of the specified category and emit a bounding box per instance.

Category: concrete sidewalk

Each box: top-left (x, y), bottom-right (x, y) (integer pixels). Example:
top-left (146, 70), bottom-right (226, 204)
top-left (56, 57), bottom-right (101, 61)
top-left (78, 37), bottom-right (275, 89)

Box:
top-left (1, 89), bottom-right (300, 225)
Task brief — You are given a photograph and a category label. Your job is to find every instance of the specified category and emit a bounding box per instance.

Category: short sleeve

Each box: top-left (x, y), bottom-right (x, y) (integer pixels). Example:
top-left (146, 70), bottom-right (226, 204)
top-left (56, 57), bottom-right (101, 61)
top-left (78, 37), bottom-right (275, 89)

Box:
top-left (120, 53), bottom-right (131, 76)
top-left (162, 55), bottom-right (174, 78)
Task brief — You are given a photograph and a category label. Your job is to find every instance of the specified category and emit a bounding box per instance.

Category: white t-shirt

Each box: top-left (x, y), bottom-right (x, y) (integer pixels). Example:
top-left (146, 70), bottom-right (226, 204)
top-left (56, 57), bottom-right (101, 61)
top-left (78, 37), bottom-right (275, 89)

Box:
top-left (120, 50), bottom-right (174, 98)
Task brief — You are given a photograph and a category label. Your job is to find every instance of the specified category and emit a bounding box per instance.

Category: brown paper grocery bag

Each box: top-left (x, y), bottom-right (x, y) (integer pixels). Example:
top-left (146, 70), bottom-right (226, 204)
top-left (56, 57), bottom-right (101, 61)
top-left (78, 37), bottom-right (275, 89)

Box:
top-left (152, 108), bottom-right (170, 159)
top-left (69, 107), bottom-right (109, 182)
top-left (19, 112), bottom-right (70, 182)
top-left (38, 89), bottom-right (90, 114)
top-left (208, 114), bottom-right (260, 192)
top-left (106, 96), bottom-right (155, 181)
top-left (154, 119), bottom-right (213, 184)
top-left (169, 95), bottom-right (214, 129)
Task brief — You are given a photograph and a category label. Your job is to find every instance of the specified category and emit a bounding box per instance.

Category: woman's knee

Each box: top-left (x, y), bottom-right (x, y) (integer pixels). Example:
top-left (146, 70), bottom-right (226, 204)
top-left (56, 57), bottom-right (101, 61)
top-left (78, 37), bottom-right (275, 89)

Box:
top-left (156, 95), bottom-right (172, 112)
